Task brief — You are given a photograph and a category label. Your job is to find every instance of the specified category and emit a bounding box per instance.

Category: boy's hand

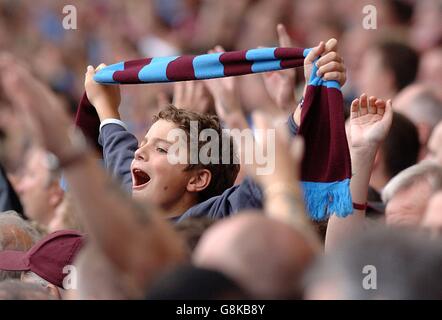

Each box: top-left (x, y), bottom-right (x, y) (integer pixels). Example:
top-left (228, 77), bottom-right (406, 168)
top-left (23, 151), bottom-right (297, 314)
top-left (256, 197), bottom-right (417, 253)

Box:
top-left (84, 64), bottom-right (121, 121)
top-left (304, 39), bottom-right (346, 88)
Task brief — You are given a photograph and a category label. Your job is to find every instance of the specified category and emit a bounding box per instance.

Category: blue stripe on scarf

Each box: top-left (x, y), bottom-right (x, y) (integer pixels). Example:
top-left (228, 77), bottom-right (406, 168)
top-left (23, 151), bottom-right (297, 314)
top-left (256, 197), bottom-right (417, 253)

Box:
top-left (138, 56), bottom-right (179, 82)
top-left (193, 53), bottom-right (224, 79)
top-left (93, 61), bottom-right (125, 84)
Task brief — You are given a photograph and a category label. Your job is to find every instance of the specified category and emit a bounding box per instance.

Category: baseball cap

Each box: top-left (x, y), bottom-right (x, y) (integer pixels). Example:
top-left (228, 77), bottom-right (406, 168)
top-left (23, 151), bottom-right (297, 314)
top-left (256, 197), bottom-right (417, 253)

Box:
top-left (0, 230), bottom-right (85, 288)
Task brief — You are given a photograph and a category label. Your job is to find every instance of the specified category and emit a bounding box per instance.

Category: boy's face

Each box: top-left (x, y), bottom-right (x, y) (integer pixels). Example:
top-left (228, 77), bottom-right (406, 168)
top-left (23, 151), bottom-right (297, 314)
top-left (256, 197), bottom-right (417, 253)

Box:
top-left (131, 119), bottom-right (195, 213)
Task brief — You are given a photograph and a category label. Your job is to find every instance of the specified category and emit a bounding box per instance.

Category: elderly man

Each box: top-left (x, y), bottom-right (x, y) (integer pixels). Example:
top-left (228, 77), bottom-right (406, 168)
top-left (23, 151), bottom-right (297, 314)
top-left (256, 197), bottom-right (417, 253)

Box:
top-left (0, 210), bottom-right (41, 281)
top-left (13, 147), bottom-right (64, 227)
top-left (382, 161), bottom-right (442, 226)
top-left (426, 122), bottom-right (442, 165)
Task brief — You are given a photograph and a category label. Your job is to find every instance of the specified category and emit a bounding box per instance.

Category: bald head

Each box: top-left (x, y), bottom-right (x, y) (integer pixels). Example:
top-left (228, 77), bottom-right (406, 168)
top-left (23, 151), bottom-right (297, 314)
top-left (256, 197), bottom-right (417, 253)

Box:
top-left (193, 212), bottom-right (316, 299)
top-left (426, 122), bottom-right (442, 165)
top-left (72, 244), bottom-right (137, 300)
top-left (395, 87), bottom-right (442, 129)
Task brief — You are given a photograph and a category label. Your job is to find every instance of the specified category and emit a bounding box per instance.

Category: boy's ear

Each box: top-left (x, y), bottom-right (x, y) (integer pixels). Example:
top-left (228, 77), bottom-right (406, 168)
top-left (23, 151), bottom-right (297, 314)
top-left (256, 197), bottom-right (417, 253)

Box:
top-left (186, 169), bottom-right (212, 193)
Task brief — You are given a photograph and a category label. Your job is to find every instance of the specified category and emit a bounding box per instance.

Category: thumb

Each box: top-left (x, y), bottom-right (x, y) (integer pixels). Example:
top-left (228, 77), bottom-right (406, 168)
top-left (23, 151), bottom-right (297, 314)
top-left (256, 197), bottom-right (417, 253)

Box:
top-left (304, 41), bottom-right (325, 64)
top-left (86, 65), bottom-right (95, 75)
top-left (324, 38), bottom-right (338, 53)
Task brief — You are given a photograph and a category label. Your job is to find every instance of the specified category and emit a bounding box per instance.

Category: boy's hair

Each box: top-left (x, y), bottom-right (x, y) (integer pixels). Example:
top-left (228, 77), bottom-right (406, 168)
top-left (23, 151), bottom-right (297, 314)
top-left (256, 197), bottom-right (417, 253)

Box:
top-left (153, 105), bottom-right (240, 201)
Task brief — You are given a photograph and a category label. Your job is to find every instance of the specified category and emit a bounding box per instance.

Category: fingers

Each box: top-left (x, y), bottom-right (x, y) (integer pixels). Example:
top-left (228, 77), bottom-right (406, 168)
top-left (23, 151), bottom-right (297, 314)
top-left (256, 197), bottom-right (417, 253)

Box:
top-left (157, 92), bottom-right (170, 108)
top-left (350, 98), bottom-right (360, 119)
top-left (213, 45), bottom-right (225, 53)
top-left (368, 96), bottom-right (377, 114)
top-left (324, 38), bottom-right (338, 53)
top-left (359, 94), bottom-right (368, 115)
top-left (96, 63), bottom-right (107, 71)
top-left (382, 99), bottom-right (394, 127)
top-left (375, 99), bottom-right (386, 115)
top-left (316, 52), bottom-right (343, 68)
top-left (316, 61), bottom-right (344, 77)
top-left (173, 81), bottom-right (185, 106)
top-left (322, 71), bottom-right (345, 84)
top-left (304, 41), bottom-right (325, 64)
top-left (277, 24), bottom-right (292, 48)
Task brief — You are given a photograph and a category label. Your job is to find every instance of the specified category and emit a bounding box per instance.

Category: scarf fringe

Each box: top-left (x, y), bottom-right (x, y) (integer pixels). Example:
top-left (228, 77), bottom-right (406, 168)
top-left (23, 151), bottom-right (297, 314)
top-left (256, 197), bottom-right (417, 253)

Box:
top-left (301, 179), bottom-right (353, 221)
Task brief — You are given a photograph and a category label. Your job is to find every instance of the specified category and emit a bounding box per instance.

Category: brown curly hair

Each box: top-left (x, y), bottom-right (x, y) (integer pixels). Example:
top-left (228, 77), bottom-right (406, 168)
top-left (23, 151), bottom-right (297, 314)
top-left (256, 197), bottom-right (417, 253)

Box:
top-left (153, 105), bottom-right (240, 202)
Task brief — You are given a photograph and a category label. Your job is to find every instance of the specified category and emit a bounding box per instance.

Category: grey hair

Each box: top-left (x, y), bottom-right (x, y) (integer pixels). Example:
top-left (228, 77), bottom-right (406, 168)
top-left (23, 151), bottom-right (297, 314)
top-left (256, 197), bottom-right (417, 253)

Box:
top-left (382, 160), bottom-right (442, 204)
top-left (0, 211), bottom-right (42, 281)
top-left (405, 91), bottom-right (442, 129)
top-left (0, 279), bottom-right (54, 300)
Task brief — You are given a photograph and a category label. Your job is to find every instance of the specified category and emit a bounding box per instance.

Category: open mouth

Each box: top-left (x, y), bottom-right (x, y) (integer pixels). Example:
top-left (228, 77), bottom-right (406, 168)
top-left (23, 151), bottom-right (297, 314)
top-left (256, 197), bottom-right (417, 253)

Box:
top-left (132, 168), bottom-right (151, 189)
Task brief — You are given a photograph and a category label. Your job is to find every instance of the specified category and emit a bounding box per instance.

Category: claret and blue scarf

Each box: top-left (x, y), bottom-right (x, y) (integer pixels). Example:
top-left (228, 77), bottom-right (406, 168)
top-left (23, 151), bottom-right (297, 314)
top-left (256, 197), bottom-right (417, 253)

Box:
top-left (75, 47), bottom-right (352, 220)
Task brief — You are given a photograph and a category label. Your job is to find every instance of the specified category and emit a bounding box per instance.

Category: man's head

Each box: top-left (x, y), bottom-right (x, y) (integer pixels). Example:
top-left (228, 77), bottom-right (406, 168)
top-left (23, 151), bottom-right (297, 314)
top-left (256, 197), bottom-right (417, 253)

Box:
top-left (193, 212), bottom-right (316, 299)
top-left (382, 161), bottom-right (442, 226)
top-left (419, 46), bottom-right (442, 101)
top-left (0, 210), bottom-right (41, 281)
top-left (358, 41), bottom-right (418, 100)
top-left (131, 105), bottom-right (239, 216)
top-left (426, 122), bottom-right (442, 165)
top-left (70, 244), bottom-right (135, 300)
top-left (421, 191), bottom-right (442, 232)
top-left (14, 147), bottom-right (64, 225)
top-left (0, 279), bottom-right (55, 300)
top-left (394, 87), bottom-right (442, 159)
top-left (304, 227), bottom-right (442, 299)
top-left (370, 112), bottom-right (419, 192)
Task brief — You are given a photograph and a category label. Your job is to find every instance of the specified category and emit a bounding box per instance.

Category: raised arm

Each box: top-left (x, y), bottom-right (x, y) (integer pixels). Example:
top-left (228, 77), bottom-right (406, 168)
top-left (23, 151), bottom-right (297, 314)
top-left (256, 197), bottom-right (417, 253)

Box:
top-left (84, 65), bottom-right (136, 190)
top-left (244, 112), bottom-right (320, 249)
top-left (0, 56), bottom-right (185, 294)
top-left (325, 94), bottom-right (393, 251)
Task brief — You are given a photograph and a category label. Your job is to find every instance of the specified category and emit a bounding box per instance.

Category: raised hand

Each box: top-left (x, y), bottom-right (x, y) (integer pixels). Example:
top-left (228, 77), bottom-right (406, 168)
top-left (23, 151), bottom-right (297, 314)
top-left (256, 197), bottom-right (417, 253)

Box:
top-left (349, 94), bottom-right (393, 152)
top-left (85, 64), bottom-right (121, 121)
top-left (261, 24), bottom-right (296, 112)
top-left (203, 46), bottom-right (248, 129)
top-left (172, 80), bottom-right (210, 113)
top-left (0, 55), bottom-right (79, 162)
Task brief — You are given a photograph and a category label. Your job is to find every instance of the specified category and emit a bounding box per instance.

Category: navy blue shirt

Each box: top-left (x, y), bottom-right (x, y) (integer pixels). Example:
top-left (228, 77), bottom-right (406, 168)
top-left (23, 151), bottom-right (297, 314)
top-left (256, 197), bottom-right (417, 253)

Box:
top-left (99, 115), bottom-right (298, 222)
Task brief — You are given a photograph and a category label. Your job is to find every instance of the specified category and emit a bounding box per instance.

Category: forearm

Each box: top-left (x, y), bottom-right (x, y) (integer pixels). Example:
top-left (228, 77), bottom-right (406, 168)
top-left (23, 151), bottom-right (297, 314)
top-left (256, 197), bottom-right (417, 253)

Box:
top-left (94, 100), bottom-right (121, 122)
top-left (264, 182), bottom-right (321, 250)
top-left (325, 148), bottom-right (376, 251)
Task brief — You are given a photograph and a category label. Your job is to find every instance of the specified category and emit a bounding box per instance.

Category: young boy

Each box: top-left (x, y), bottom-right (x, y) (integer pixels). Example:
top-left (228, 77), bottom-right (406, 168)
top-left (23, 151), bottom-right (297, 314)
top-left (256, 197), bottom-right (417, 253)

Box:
top-left (84, 40), bottom-right (346, 222)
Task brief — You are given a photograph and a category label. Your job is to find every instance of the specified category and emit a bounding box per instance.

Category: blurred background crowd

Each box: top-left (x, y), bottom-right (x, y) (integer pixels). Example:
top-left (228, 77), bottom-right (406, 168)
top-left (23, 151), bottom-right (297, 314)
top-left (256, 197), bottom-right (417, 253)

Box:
top-left (1, 0), bottom-right (440, 139)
